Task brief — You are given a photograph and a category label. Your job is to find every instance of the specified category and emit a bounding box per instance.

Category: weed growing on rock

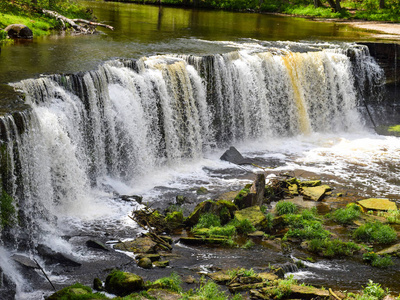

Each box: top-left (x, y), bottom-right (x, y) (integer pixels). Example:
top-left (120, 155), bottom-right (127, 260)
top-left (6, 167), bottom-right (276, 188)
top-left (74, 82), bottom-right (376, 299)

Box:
top-left (228, 218), bottom-right (256, 234)
top-left (241, 239), bottom-right (255, 249)
top-left (331, 203), bottom-right (361, 225)
top-left (193, 213), bottom-right (221, 229)
top-left (353, 222), bottom-right (397, 244)
top-left (359, 280), bottom-right (389, 300)
top-left (152, 272), bottom-right (182, 293)
top-left (269, 275), bottom-right (297, 299)
top-left (228, 268), bottom-right (256, 278)
top-left (363, 252), bottom-right (393, 268)
top-left (275, 201), bottom-right (298, 215)
top-left (308, 238), bottom-right (360, 257)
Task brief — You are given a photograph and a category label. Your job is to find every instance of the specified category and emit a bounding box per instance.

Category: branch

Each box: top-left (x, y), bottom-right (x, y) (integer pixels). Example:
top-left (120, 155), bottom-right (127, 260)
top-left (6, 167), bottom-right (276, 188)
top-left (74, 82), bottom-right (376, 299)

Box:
top-left (72, 19), bottom-right (114, 31)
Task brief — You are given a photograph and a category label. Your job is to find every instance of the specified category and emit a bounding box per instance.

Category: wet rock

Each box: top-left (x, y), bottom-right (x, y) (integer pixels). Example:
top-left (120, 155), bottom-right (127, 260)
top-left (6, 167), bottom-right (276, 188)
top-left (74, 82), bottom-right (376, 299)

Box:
top-left (0, 267), bottom-right (16, 300)
top-left (4, 24), bottom-right (33, 39)
top-left (357, 198), bottom-right (397, 212)
top-left (136, 253), bottom-right (161, 262)
top-left (138, 257), bottom-right (152, 269)
top-left (300, 180), bottom-right (321, 187)
top-left (120, 195), bottom-right (143, 203)
top-left (258, 272), bottom-right (279, 281)
top-left (159, 235), bottom-right (173, 244)
top-left (207, 270), bottom-right (231, 284)
top-left (220, 146), bottom-right (253, 165)
top-left (301, 185), bottom-right (331, 201)
top-left (376, 243), bottom-right (400, 256)
top-left (196, 187), bottom-right (209, 195)
top-left (36, 244), bottom-right (81, 267)
top-left (289, 285), bottom-right (330, 299)
top-left (86, 240), bottom-right (109, 251)
top-left (11, 254), bottom-right (38, 269)
top-left (234, 206), bottom-right (268, 230)
top-left (93, 278), bottom-right (103, 291)
top-left (234, 174), bottom-right (265, 209)
top-left (165, 211), bottom-right (184, 229)
top-left (175, 195), bottom-right (187, 205)
top-left (153, 260), bottom-right (169, 268)
top-left (183, 275), bottom-right (197, 284)
top-left (147, 289), bottom-right (181, 300)
top-left (105, 270), bottom-right (144, 296)
top-left (114, 237), bottom-right (157, 253)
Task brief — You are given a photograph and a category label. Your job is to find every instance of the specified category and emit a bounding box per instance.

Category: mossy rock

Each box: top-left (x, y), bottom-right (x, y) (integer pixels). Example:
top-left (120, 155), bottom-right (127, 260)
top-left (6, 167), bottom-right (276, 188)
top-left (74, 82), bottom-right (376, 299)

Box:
top-left (207, 270), bottom-right (231, 284)
top-left (138, 257), bottom-right (152, 269)
top-left (234, 206), bottom-right (268, 230)
top-left (153, 260), bottom-right (169, 268)
top-left (105, 270), bottom-right (144, 296)
top-left (196, 187), bottom-right (209, 195)
top-left (165, 211), bottom-right (184, 228)
top-left (357, 198), bottom-right (397, 212)
top-left (376, 243), bottom-right (400, 256)
top-left (47, 283), bottom-right (107, 300)
top-left (234, 188), bottom-right (251, 209)
top-left (287, 183), bottom-right (298, 196)
top-left (179, 237), bottom-right (228, 245)
top-left (135, 253), bottom-right (161, 262)
top-left (185, 200), bottom-right (238, 227)
top-left (300, 180), bottom-right (321, 187)
top-left (147, 289), bottom-right (181, 300)
top-left (376, 124), bottom-right (400, 137)
top-left (301, 185), bottom-right (331, 201)
top-left (114, 237), bottom-right (157, 253)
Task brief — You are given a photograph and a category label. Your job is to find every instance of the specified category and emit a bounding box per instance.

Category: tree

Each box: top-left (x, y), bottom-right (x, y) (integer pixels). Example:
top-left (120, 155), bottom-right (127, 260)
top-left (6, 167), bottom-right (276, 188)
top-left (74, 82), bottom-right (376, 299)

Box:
top-left (326, 0), bottom-right (341, 12)
top-left (379, 0), bottom-right (385, 9)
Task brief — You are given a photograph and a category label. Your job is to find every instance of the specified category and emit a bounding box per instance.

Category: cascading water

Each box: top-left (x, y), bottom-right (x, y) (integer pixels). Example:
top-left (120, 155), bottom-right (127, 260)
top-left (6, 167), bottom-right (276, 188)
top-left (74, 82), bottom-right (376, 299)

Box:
top-left (0, 42), bottom-right (386, 298)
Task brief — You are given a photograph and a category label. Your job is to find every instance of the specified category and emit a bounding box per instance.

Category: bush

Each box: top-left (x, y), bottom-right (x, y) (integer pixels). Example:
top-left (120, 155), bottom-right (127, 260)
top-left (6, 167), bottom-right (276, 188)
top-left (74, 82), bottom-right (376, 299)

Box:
top-left (353, 222), bottom-right (397, 244)
top-left (228, 218), bottom-right (256, 234)
top-left (275, 201), bottom-right (298, 216)
top-left (332, 204), bottom-right (361, 225)
top-left (309, 239), bottom-right (360, 257)
top-left (193, 213), bottom-right (221, 229)
top-left (361, 280), bottom-right (389, 300)
top-left (286, 220), bottom-right (330, 240)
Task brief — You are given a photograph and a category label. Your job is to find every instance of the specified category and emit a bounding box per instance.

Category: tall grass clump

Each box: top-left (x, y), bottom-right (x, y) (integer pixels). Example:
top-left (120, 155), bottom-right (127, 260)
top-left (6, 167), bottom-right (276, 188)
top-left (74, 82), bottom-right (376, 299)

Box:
top-left (275, 201), bottom-right (298, 216)
top-left (152, 272), bottom-right (182, 292)
top-left (353, 222), bottom-right (397, 244)
top-left (332, 203), bottom-right (361, 225)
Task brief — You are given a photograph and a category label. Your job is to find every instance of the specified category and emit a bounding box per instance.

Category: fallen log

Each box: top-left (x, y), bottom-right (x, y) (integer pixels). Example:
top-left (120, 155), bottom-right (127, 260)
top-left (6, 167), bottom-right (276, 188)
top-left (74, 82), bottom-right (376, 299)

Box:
top-left (43, 9), bottom-right (114, 34)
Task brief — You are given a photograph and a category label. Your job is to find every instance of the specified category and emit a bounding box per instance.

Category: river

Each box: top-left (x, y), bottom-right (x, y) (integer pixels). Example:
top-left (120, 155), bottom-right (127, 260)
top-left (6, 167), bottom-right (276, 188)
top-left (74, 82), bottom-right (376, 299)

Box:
top-left (0, 1), bottom-right (400, 299)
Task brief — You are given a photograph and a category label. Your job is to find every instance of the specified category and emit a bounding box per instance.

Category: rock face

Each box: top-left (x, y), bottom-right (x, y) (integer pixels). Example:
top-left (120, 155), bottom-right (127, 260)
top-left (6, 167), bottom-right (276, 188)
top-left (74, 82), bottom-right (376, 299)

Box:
top-left (220, 146), bottom-right (253, 165)
top-left (4, 24), bottom-right (33, 39)
top-left (357, 198), bottom-right (398, 212)
top-left (105, 270), bottom-right (144, 296)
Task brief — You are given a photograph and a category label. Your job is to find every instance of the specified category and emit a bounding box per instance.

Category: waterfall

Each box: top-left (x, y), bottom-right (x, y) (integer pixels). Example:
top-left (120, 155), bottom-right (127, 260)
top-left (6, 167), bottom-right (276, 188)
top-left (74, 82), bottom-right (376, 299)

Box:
top-left (0, 43), bottom-right (384, 296)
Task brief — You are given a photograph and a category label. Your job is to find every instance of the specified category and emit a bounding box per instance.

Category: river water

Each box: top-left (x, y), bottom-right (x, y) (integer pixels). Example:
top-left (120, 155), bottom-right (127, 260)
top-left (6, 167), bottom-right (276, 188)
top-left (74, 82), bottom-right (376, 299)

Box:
top-left (1, 2), bottom-right (400, 299)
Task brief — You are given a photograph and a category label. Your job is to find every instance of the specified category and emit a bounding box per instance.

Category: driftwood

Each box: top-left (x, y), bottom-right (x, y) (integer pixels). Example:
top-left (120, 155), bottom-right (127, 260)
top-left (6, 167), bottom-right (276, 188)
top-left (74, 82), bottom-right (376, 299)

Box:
top-left (43, 9), bottom-right (114, 34)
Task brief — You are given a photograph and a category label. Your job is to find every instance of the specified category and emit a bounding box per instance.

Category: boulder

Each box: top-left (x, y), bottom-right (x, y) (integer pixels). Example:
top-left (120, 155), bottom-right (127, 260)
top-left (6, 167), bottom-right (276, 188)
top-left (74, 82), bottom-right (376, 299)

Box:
top-left (301, 185), bottom-right (331, 201)
top-left (114, 237), bottom-right (157, 253)
top-left (165, 211), bottom-right (184, 229)
top-left (138, 257), bottom-right (152, 269)
top-left (120, 195), bottom-right (142, 203)
top-left (175, 195), bottom-right (187, 205)
top-left (36, 244), bottom-right (81, 267)
top-left (46, 283), bottom-right (93, 300)
top-left (300, 180), bottom-right (321, 187)
top-left (185, 199), bottom-right (238, 227)
top-left (153, 260), bottom-right (169, 268)
top-left (234, 206), bottom-right (268, 230)
top-left (196, 187), bottom-right (209, 195)
top-left (147, 289), bottom-right (181, 300)
top-left (11, 254), bottom-right (38, 269)
top-left (135, 253), bottom-right (160, 262)
top-left (207, 270), bottom-right (231, 284)
top-left (86, 240), bottom-right (109, 251)
top-left (357, 198), bottom-right (397, 212)
top-left (4, 24), bottom-right (33, 39)
top-left (289, 285), bottom-right (330, 299)
top-left (105, 270), bottom-right (144, 296)
top-left (93, 278), bottom-right (103, 291)
top-left (220, 146), bottom-right (253, 165)
top-left (234, 174), bottom-right (266, 209)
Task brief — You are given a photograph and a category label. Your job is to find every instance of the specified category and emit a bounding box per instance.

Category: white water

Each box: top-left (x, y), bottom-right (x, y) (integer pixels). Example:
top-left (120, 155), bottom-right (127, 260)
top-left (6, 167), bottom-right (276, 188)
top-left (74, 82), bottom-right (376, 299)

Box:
top-left (1, 41), bottom-right (394, 297)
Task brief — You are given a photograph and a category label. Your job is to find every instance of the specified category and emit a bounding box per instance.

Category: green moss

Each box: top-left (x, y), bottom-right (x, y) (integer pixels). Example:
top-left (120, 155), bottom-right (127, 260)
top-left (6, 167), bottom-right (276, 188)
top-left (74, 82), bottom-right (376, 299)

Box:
top-left (234, 188), bottom-right (250, 202)
top-left (47, 283), bottom-right (108, 300)
top-left (193, 213), bottom-right (221, 229)
top-left (388, 125), bottom-right (400, 132)
top-left (1, 189), bottom-right (16, 229)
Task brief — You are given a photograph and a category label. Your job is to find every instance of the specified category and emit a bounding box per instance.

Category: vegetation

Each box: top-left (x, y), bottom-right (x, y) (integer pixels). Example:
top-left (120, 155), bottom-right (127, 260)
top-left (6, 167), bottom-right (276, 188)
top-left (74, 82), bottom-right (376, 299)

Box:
top-left (275, 201), bottom-right (298, 216)
top-left (353, 222), bottom-right (397, 244)
top-left (331, 203), bottom-right (361, 225)
top-left (268, 275), bottom-right (298, 299)
top-left (308, 238), bottom-right (360, 257)
top-left (363, 252), bottom-right (393, 268)
top-left (356, 280), bottom-right (390, 300)
top-left (228, 268), bottom-right (257, 278)
top-left (0, 0), bottom-right (91, 41)
top-left (0, 190), bottom-right (16, 229)
top-left (152, 272), bottom-right (182, 293)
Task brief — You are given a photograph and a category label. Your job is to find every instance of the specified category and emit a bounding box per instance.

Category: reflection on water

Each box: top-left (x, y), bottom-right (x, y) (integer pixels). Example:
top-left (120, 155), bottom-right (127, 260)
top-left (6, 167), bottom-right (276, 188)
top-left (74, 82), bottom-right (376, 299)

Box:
top-left (0, 0), bottom-right (380, 87)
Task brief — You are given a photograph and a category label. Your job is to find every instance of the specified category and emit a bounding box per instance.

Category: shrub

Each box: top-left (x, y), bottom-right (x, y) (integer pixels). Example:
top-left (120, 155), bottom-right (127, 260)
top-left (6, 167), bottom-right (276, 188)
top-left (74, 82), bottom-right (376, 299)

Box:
top-left (353, 222), bottom-right (397, 244)
top-left (228, 218), bottom-right (256, 234)
top-left (269, 275), bottom-right (297, 299)
top-left (286, 220), bottom-right (330, 240)
top-left (361, 280), bottom-right (389, 300)
top-left (275, 201), bottom-right (298, 216)
top-left (208, 225), bottom-right (236, 237)
top-left (194, 279), bottom-right (227, 300)
top-left (332, 204), bottom-right (360, 225)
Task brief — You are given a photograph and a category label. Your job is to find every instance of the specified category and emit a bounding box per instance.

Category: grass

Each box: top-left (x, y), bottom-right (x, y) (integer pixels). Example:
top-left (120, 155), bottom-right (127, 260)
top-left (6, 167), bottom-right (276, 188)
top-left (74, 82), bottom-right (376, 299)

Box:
top-left (360, 280), bottom-right (390, 300)
top-left (228, 268), bottom-right (257, 278)
top-left (363, 252), bottom-right (393, 268)
top-left (308, 238), bottom-right (360, 257)
top-left (193, 213), bottom-right (221, 229)
top-left (331, 203), bottom-right (361, 225)
top-left (152, 272), bottom-right (182, 293)
top-left (275, 201), bottom-right (298, 216)
top-left (268, 275), bottom-right (298, 300)
top-left (228, 217), bottom-right (256, 234)
top-left (241, 239), bottom-right (255, 249)
top-left (353, 222), bottom-right (397, 244)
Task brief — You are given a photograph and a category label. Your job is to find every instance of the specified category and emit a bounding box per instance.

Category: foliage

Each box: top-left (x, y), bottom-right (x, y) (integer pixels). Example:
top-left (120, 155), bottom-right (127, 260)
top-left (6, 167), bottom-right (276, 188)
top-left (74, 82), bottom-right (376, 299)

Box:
top-left (308, 238), bottom-right (360, 257)
top-left (228, 217), bottom-right (256, 234)
top-left (275, 201), bottom-right (298, 216)
top-left (0, 190), bottom-right (16, 228)
top-left (379, 210), bottom-right (400, 224)
top-left (193, 279), bottom-right (228, 300)
top-left (228, 268), bottom-right (257, 278)
top-left (241, 239), bottom-right (255, 249)
top-left (353, 222), bottom-right (397, 244)
top-left (286, 220), bottom-right (330, 240)
top-left (47, 283), bottom-right (108, 300)
top-left (152, 272), bottom-right (182, 293)
top-left (358, 280), bottom-right (390, 300)
top-left (363, 252), bottom-right (393, 268)
top-left (265, 212), bottom-right (274, 230)
top-left (269, 275), bottom-right (297, 299)
top-left (331, 203), bottom-right (361, 225)
top-left (193, 213), bottom-right (221, 229)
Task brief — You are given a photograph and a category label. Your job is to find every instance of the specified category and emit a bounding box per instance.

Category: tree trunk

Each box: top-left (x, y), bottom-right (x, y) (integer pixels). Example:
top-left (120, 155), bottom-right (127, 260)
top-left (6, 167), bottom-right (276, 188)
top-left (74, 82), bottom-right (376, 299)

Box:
top-left (379, 0), bottom-right (385, 9)
top-left (326, 0), bottom-right (341, 12)
top-left (336, 0), bottom-right (341, 11)
top-left (313, 0), bottom-right (323, 8)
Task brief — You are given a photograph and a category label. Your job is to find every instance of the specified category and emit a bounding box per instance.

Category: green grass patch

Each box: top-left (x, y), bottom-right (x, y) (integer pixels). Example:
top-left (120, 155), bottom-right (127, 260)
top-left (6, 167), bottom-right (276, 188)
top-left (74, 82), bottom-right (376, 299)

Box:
top-left (193, 213), bottom-right (221, 229)
top-left (331, 203), bottom-right (361, 225)
top-left (363, 252), bottom-right (394, 268)
top-left (308, 238), bottom-right (360, 257)
top-left (228, 217), bottom-right (256, 234)
top-left (152, 272), bottom-right (182, 293)
top-left (353, 222), bottom-right (397, 244)
top-left (228, 268), bottom-right (257, 278)
top-left (275, 201), bottom-right (298, 216)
